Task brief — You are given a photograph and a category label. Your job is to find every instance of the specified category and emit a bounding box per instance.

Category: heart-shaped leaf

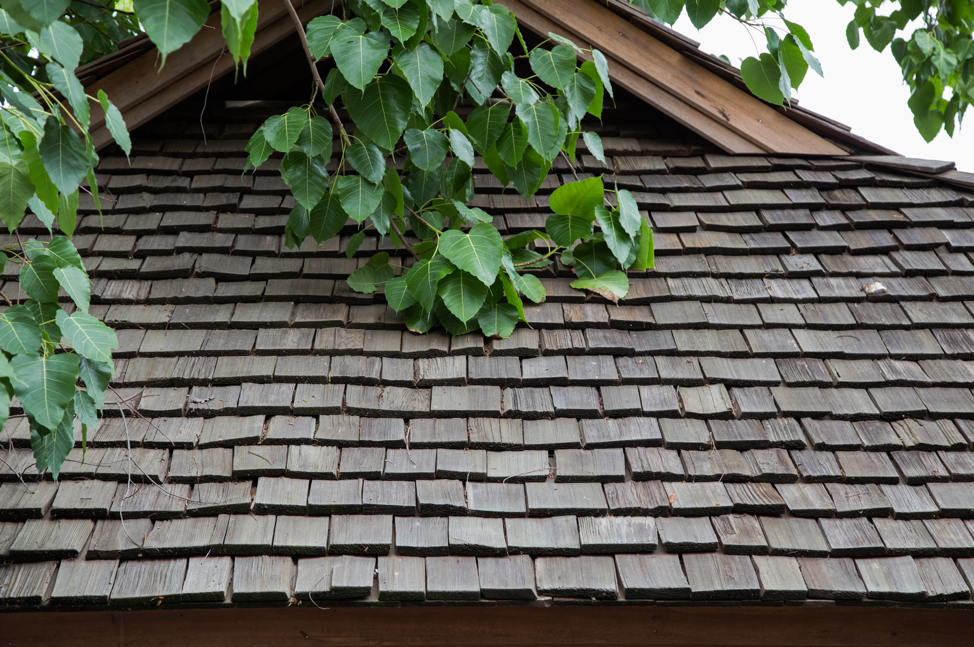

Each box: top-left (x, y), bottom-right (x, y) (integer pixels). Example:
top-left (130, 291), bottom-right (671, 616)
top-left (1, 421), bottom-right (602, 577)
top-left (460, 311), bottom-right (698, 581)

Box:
top-left (438, 222), bottom-right (504, 287)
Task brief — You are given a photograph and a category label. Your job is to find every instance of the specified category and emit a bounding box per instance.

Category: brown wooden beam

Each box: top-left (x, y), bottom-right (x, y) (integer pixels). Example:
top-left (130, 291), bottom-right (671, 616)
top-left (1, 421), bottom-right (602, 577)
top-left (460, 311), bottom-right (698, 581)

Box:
top-left (2, 605), bottom-right (972, 647)
top-left (510, 0), bottom-right (847, 157)
top-left (499, 0), bottom-right (764, 155)
top-left (86, 0), bottom-right (336, 151)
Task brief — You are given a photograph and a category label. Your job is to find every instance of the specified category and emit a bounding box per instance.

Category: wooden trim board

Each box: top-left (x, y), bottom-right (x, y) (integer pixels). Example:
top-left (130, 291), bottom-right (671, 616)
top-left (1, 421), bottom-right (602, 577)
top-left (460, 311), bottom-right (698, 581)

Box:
top-left (2, 605), bottom-right (972, 647)
top-left (510, 0), bottom-right (847, 157)
top-left (86, 0), bottom-right (335, 151)
top-left (499, 0), bottom-right (764, 154)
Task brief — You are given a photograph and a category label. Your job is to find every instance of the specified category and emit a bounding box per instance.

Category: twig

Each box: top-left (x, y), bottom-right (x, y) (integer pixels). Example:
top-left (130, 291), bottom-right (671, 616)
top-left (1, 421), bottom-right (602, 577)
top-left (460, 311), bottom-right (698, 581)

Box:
top-left (281, 0), bottom-right (350, 145)
top-left (0, 454), bottom-right (34, 494)
top-left (390, 220), bottom-right (419, 261)
top-left (0, 289), bottom-right (11, 307)
top-left (560, 150), bottom-right (580, 182)
top-left (405, 206), bottom-right (442, 235)
top-left (199, 44), bottom-right (226, 145)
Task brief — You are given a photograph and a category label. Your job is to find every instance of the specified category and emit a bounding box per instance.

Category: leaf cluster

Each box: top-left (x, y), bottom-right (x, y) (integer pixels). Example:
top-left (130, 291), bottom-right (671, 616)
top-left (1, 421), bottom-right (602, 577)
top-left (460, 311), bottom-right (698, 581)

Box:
top-left (247, 0), bottom-right (652, 339)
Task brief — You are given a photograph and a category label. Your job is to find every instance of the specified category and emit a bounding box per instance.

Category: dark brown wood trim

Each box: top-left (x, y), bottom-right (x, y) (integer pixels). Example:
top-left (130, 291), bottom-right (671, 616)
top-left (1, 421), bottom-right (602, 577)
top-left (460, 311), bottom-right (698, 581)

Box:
top-left (2, 605), bottom-right (972, 647)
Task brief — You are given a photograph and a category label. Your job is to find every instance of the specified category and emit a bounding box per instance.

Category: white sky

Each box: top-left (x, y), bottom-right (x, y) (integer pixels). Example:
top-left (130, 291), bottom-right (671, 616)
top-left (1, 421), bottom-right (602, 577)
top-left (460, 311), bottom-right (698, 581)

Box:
top-left (672, 1), bottom-right (973, 171)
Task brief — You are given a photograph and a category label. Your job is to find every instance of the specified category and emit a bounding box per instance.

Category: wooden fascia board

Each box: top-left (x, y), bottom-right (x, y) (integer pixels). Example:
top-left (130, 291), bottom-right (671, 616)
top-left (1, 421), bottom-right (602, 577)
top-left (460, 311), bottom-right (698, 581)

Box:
top-left (2, 605), bottom-right (973, 646)
top-left (499, 0), bottom-right (764, 154)
top-left (514, 0), bottom-right (847, 157)
top-left (85, 0), bottom-right (333, 151)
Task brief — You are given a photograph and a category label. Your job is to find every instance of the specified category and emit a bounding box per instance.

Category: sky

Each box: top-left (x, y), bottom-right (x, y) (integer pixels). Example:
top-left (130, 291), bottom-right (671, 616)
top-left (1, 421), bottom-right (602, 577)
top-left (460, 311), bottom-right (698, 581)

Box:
top-left (671, 1), bottom-right (973, 172)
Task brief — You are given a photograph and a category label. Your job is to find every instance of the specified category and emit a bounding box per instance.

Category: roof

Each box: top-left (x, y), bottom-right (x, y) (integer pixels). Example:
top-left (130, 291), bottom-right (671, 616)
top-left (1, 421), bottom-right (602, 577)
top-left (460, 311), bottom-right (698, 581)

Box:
top-left (5, 0), bottom-right (974, 620)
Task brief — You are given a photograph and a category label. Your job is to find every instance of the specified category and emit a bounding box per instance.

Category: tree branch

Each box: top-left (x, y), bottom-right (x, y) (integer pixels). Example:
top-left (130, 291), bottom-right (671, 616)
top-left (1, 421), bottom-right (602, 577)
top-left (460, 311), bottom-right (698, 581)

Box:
top-left (281, 0), bottom-right (350, 145)
top-left (390, 220), bottom-right (419, 261)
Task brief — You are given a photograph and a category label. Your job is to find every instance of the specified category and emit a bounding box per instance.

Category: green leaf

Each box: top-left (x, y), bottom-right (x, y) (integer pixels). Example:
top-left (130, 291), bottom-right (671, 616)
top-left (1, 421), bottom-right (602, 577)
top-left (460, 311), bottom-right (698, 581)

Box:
top-left (501, 251), bottom-right (545, 303)
top-left (648, 0), bottom-right (685, 24)
top-left (616, 188), bottom-right (642, 239)
top-left (497, 120), bottom-right (528, 167)
top-left (595, 206), bottom-right (632, 264)
top-left (55, 310), bottom-right (117, 363)
top-left (478, 301), bottom-right (518, 338)
top-left (430, 18), bottom-right (475, 56)
top-left (57, 190), bottom-right (78, 239)
top-left (306, 15), bottom-right (344, 59)
top-left (0, 0), bottom-right (68, 30)
top-left (482, 144), bottom-right (509, 188)
top-left (475, 4), bottom-right (515, 55)
top-left (437, 269), bottom-right (488, 322)
top-left (578, 61), bottom-right (604, 119)
top-left (0, 304), bottom-right (42, 355)
top-left (507, 150), bottom-right (544, 198)
top-left (549, 176), bottom-right (603, 218)
top-left (347, 142), bottom-right (387, 185)
top-left (47, 63), bottom-right (89, 130)
top-left (591, 49), bottom-right (614, 100)
top-left (405, 255), bottom-right (455, 310)
top-left (404, 128), bottom-right (449, 172)
top-left (571, 240), bottom-right (615, 279)
top-left (0, 160), bottom-right (32, 231)
top-left (442, 47), bottom-right (471, 91)
top-left (504, 229), bottom-right (548, 250)
top-left (632, 218), bottom-right (655, 271)
top-left (74, 390), bottom-right (96, 430)
top-left (381, 3), bottom-right (420, 42)
top-left (46, 237), bottom-right (84, 271)
top-left (78, 356), bottom-right (112, 411)
top-left (685, 0), bottom-right (719, 28)
top-left (438, 222), bottom-right (504, 287)
top-left (545, 213), bottom-right (593, 247)
top-left (11, 352), bottom-right (79, 430)
top-left (846, 20), bottom-right (860, 49)
top-left (440, 157), bottom-right (472, 201)
top-left (908, 80), bottom-right (943, 143)
top-left (0, 353), bottom-right (16, 387)
top-left (779, 38), bottom-right (808, 89)
top-left (307, 189), bottom-right (347, 244)
top-left (570, 270), bottom-right (629, 304)
top-left (564, 72), bottom-right (596, 125)
top-left (280, 152), bottom-right (329, 211)
top-left (345, 231), bottom-right (365, 259)
top-left (54, 265), bottom-right (89, 312)
top-left (97, 90), bottom-right (131, 159)
top-left (323, 67), bottom-right (347, 104)
top-left (286, 204), bottom-right (310, 247)
top-left (264, 107), bottom-right (308, 152)
top-left (466, 103), bottom-right (509, 154)
top-left (40, 21), bottom-right (82, 70)
top-left (347, 266), bottom-right (378, 293)
top-left (21, 255), bottom-right (59, 302)
top-left (403, 302), bottom-right (437, 333)
top-left (295, 116), bottom-right (333, 158)
top-left (337, 175), bottom-right (385, 221)
top-left (331, 29), bottom-right (390, 91)
top-left (385, 276), bottom-right (417, 311)
top-left (345, 75), bottom-right (412, 151)
top-left (740, 53), bottom-right (784, 105)
top-left (244, 126), bottom-right (273, 170)
top-left (795, 38), bottom-right (823, 78)
top-left (501, 71), bottom-right (539, 105)
top-left (516, 101), bottom-right (561, 162)
top-left (38, 120), bottom-right (87, 197)
top-left (396, 43), bottom-right (444, 108)
top-left (529, 45), bottom-right (576, 90)
top-left (428, 0), bottom-right (454, 22)
top-left (0, 8), bottom-right (24, 34)
top-left (863, 18), bottom-right (896, 52)
top-left (582, 132), bottom-right (606, 166)
top-left (449, 128), bottom-right (475, 167)
top-left (467, 38), bottom-right (506, 102)
top-left (452, 200), bottom-right (492, 225)
top-left (30, 399), bottom-right (74, 480)
top-left (221, 1), bottom-right (258, 70)
top-left (132, 0), bottom-right (209, 64)
top-left (26, 300), bottom-right (62, 342)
